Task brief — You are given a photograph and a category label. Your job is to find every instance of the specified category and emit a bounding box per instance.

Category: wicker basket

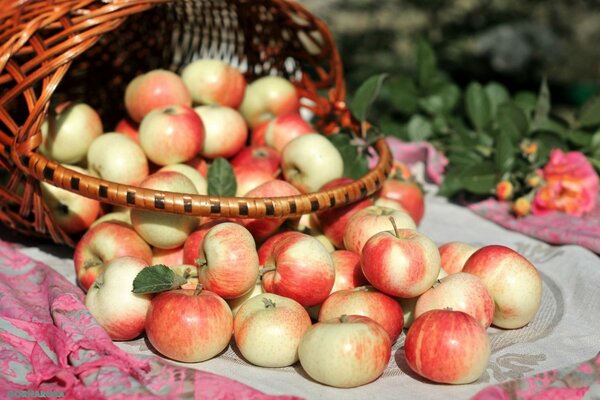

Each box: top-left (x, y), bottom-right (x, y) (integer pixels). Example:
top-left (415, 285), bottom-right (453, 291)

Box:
top-left (0, 0), bottom-right (393, 246)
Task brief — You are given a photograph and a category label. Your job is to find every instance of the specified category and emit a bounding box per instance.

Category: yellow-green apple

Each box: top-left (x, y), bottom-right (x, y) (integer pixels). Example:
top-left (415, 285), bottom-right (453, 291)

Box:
top-left (376, 178), bottom-right (425, 225)
top-left (318, 286), bottom-right (404, 342)
top-left (145, 287), bottom-right (233, 362)
top-left (180, 59), bottom-right (247, 108)
top-left (255, 112), bottom-right (315, 153)
top-left (73, 221), bottom-right (153, 291)
top-left (373, 197), bottom-right (409, 213)
top-left (439, 241), bottom-right (480, 274)
top-left (90, 209), bottom-right (131, 228)
top-left (40, 165), bottom-right (101, 235)
top-left (239, 75), bottom-right (300, 128)
top-left (233, 293), bottom-right (312, 368)
top-left (85, 256), bottom-right (152, 340)
top-left (261, 232), bottom-right (335, 307)
top-left (230, 145), bottom-right (281, 175)
top-left (315, 177), bottom-right (373, 249)
top-left (360, 227), bottom-right (440, 298)
top-left (462, 245), bottom-right (542, 329)
top-left (194, 105), bottom-right (248, 159)
top-left (281, 133), bottom-right (344, 193)
top-left (151, 245), bottom-right (184, 266)
top-left (182, 219), bottom-right (229, 265)
top-left (124, 69), bottom-right (192, 123)
top-left (343, 205), bottom-right (416, 254)
top-left (404, 309), bottom-right (490, 384)
top-left (40, 102), bottom-right (103, 164)
top-left (414, 272), bottom-right (495, 329)
top-left (138, 104), bottom-right (204, 166)
top-left (87, 133), bottom-right (149, 185)
top-left (130, 171), bottom-right (199, 249)
top-left (159, 163), bottom-right (207, 195)
top-left (114, 117), bottom-right (140, 144)
top-left (227, 278), bottom-right (264, 316)
top-left (234, 166), bottom-right (278, 197)
top-left (239, 179), bottom-right (301, 243)
top-left (196, 222), bottom-right (259, 299)
top-left (298, 315), bottom-right (391, 388)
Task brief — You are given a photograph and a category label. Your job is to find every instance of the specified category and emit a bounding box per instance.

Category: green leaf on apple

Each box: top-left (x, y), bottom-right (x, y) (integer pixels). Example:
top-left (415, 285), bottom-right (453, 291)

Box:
top-left (132, 264), bottom-right (188, 294)
top-left (207, 157), bottom-right (237, 197)
top-left (327, 133), bottom-right (369, 180)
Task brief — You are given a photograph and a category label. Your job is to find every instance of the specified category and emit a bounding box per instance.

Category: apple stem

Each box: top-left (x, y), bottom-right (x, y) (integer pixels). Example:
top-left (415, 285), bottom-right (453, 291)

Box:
top-left (194, 283), bottom-right (203, 296)
top-left (183, 267), bottom-right (198, 280)
top-left (259, 266), bottom-right (276, 278)
top-left (389, 217), bottom-right (400, 238)
top-left (195, 258), bottom-right (207, 268)
top-left (262, 297), bottom-right (277, 309)
top-left (340, 314), bottom-right (349, 323)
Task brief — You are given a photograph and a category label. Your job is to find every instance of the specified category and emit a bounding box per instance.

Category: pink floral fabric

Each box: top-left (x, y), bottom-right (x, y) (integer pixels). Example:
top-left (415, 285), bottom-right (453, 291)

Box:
top-left (0, 239), bottom-right (301, 400)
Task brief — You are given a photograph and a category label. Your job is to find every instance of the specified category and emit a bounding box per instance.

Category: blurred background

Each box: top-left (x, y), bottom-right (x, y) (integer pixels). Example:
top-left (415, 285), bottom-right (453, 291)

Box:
top-left (300, 0), bottom-right (600, 108)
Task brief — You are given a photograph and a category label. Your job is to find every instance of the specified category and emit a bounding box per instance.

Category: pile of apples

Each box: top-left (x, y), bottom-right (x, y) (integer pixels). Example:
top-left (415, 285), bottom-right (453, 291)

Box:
top-left (38, 58), bottom-right (543, 389)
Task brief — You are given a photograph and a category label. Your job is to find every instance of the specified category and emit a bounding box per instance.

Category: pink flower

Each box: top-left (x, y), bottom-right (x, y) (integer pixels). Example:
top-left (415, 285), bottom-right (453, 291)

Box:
top-left (532, 150), bottom-right (599, 217)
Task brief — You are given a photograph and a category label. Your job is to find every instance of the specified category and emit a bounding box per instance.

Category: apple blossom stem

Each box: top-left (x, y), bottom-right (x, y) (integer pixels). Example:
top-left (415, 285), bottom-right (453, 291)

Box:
top-left (262, 298), bottom-right (277, 308)
top-left (389, 217), bottom-right (400, 238)
top-left (194, 283), bottom-right (203, 296)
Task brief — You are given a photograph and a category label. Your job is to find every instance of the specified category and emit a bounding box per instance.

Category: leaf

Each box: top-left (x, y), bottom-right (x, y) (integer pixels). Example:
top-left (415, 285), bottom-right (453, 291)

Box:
top-left (438, 162), bottom-right (496, 197)
top-left (380, 117), bottom-right (409, 140)
top-left (578, 95), bottom-right (600, 128)
top-left (417, 38), bottom-right (437, 89)
top-left (567, 130), bottom-right (593, 147)
top-left (207, 158), bottom-right (237, 196)
top-left (532, 78), bottom-right (551, 130)
top-left (513, 91), bottom-right (537, 116)
top-left (407, 114), bottom-right (433, 141)
top-left (531, 131), bottom-right (568, 165)
top-left (465, 82), bottom-right (491, 132)
top-left (386, 74), bottom-right (419, 114)
top-left (132, 265), bottom-right (188, 294)
top-left (419, 82), bottom-right (461, 114)
top-left (484, 82), bottom-right (510, 117)
top-left (349, 73), bottom-right (389, 123)
top-left (497, 103), bottom-right (529, 142)
top-left (533, 118), bottom-right (568, 139)
top-left (327, 134), bottom-right (369, 180)
top-left (494, 134), bottom-right (516, 173)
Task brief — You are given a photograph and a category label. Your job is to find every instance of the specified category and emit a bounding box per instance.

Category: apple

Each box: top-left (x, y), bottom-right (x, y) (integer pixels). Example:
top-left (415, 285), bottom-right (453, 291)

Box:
top-left (194, 105), bottom-right (248, 159)
top-left (124, 69), bottom-right (191, 122)
top-left (138, 104), bottom-right (204, 166)
top-left (40, 165), bottom-right (101, 235)
top-left (73, 221), bottom-right (153, 291)
top-left (318, 286), bottom-right (404, 342)
top-left (239, 75), bottom-right (300, 128)
top-left (230, 146), bottom-right (281, 175)
top-left (281, 133), bottom-right (344, 193)
top-left (256, 230), bottom-right (299, 265)
top-left (145, 286), bottom-right (233, 362)
top-left (234, 293), bottom-right (312, 367)
top-left (234, 166), bottom-right (278, 197)
top-left (151, 245), bottom-right (184, 266)
top-left (185, 156), bottom-right (209, 177)
top-left (196, 222), bottom-right (259, 299)
top-left (261, 232), bottom-right (335, 307)
top-left (343, 205), bottom-right (416, 254)
top-left (404, 309), bottom-right (490, 384)
top-left (361, 226), bottom-right (441, 298)
top-left (130, 171), bottom-right (199, 249)
top-left (182, 219), bottom-right (229, 265)
top-left (377, 178), bottom-right (425, 225)
top-left (315, 177), bottom-right (374, 249)
top-left (330, 250), bottom-right (368, 292)
top-left (462, 245), bottom-right (543, 329)
top-left (180, 59), bottom-right (246, 108)
top-left (439, 241), bottom-right (480, 274)
top-left (159, 163), bottom-right (208, 195)
top-left (414, 272), bottom-right (495, 329)
top-left (239, 179), bottom-right (301, 243)
top-left (40, 102), bottom-right (103, 164)
top-left (227, 278), bottom-right (264, 316)
top-left (114, 117), bottom-right (140, 144)
top-left (257, 112), bottom-right (315, 153)
top-left (85, 256), bottom-right (152, 340)
top-left (168, 264), bottom-right (200, 290)
top-left (298, 315), bottom-right (391, 388)
top-left (373, 197), bottom-right (408, 213)
top-left (90, 209), bottom-right (131, 228)
top-left (87, 132), bottom-right (149, 185)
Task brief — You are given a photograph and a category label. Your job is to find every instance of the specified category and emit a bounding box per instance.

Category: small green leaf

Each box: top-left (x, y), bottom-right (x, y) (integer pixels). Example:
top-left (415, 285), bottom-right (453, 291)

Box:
top-left (578, 95), bottom-right (600, 128)
top-left (513, 91), bottom-right (537, 116)
top-left (208, 158), bottom-right (237, 196)
top-left (386, 74), bottom-right (419, 114)
top-left (380, 117), bottom-right (409, 140)
top-left (531, 132), bottom-right (568, 165)
top-left (534, 118), bottom-right (568, 139)
top-left (567, 130), bottom-right (593, 147)
top-left (419, 82), bottom-right (460, 114)
top-left (438, 163), bottom-right (496, 197)
top-left (407, 114), bottom-right (433, 141)
top-left (484, 82), bottom-right (510, 117)
top-left (417, 38), bottom-right (437, 89)
top-left (349, 73), bottom-right (389, 123)
top-left (494, 134), bottom-right (515, 173)
top-left (532, 78), bottom-right (551, 130)
top-left (132, 265), bottom-right (188, 294)
top-left (327, 134), bottom-right (369, 180)
top-left (465, 82), bottom-right (491, 132)
top-left (497, 103), bottom-right (529, 141)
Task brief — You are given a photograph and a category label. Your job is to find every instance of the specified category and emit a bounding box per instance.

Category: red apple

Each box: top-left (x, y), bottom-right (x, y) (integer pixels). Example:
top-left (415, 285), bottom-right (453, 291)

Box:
top-left (234, 166), bottom-right (279, 197)
top-left (124, 69), bottom-right (192, 123)
top-left (185, 156), bottom-right (209, 177)
top-left (361, 227), bottom-right (441, 298)
top-left (462, 245), bottom-right (542, 329)
top-left (257, 230), bottom-right (299, 265)
top-left (145, 287), bottom-right (233, 362)
top-left (260, 112), bottom-right (315, 153)
top-left (73, 221), bottom-right (153, 291)
top-left (377, 178), bottom-right (425, 225)
top-left (194, 105), bottom-right (248, 159)
top-left (261, 232), bottom-right (335, 307)
top-left (180, 59), bottom-right (246, 108)
top-left (330, 250), bottom-right (368, 292)
top-left (404, 309), bottom-right (490, 384)
top-left (230, 146), bottom-right (281, 175)
top-left (239, 76), bottom-right (300, 128)
top-left (182, 219), bottom-right (229, 265)
top-left (114, 117), bottom-right (140, 144)
top-left (439, 241), bottom-right (480, 274)
top-left (318, 286), bottom-right (404, 342)
top-left (151, 246), bottom-right (184, 267)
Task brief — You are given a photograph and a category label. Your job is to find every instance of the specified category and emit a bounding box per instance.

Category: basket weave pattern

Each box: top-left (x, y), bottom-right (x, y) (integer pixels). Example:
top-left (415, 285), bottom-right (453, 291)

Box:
top-left (0, 0), bottom-right (393, 246)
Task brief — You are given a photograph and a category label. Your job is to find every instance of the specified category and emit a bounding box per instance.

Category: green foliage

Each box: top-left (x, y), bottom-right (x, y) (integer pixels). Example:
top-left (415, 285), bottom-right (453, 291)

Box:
top-left (207, 158), bottom-right (237, 197)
